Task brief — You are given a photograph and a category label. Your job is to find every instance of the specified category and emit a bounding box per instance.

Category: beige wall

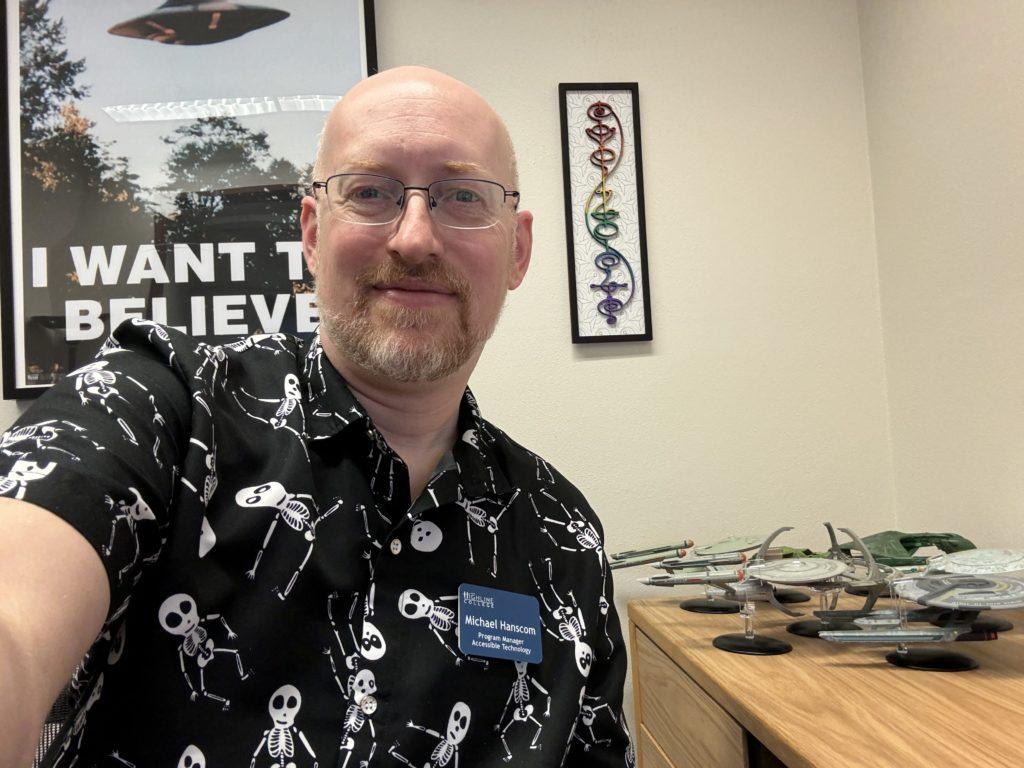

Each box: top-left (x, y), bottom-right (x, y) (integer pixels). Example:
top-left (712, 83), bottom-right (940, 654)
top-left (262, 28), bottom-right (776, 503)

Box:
top-left (858, 0), bottom-right (1024, 544)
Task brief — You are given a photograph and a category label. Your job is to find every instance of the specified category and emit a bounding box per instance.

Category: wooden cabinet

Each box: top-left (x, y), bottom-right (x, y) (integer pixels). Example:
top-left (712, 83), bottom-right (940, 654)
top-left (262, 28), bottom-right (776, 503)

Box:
top-left (629, 598), bottom-right (1024, 768)
top-left (633, 626), bottom-right (745, 768)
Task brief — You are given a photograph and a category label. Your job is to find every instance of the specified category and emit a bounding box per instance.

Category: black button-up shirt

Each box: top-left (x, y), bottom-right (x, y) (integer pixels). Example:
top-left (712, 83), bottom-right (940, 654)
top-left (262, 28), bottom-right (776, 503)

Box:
top-left (1, 320), bottom-right (633, 767)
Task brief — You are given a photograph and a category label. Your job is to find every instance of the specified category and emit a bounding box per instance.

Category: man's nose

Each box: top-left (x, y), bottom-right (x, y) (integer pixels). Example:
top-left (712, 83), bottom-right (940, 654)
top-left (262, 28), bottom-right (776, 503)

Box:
top-left (386, 189), bottom-right (442, 262)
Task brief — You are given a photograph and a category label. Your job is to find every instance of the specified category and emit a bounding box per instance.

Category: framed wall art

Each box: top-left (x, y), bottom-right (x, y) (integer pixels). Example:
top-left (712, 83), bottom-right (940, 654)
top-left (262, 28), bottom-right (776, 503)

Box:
top-left (1, 0), bottom-right (378, 398)
top-left (559, 82), bottom-right (652, 343)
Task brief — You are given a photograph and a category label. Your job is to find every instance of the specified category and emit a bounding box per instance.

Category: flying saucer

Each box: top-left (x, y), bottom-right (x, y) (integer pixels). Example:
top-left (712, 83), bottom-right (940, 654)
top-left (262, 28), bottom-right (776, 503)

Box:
top-left (896, 574), bottom-right (1024, 611)
top-left (695, 535), bottom-right (767, 557)
top-left (928, 548), bottom-right (1024, 576)
top-left (109, 1), bottom-right (289, 45)
top-left (746, 558), bottom-right (850, 585)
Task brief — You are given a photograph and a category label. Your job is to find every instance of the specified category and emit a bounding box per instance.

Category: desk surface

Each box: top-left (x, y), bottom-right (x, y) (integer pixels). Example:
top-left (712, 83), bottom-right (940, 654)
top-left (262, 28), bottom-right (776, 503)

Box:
top-left (629, 596), bottom-right (1024, 768)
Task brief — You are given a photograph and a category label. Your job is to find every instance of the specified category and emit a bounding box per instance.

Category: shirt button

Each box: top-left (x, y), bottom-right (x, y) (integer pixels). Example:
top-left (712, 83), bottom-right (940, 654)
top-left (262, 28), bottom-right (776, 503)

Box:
top-left (360, 695), bottom-right (378, 715)
top-left (389, 539), bottom-right (402, 555)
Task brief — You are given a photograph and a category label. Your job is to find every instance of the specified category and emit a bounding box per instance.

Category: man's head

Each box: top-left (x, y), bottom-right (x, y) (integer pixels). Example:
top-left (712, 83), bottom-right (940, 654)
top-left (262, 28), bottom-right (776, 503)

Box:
top-left (301, 66), bottom-right (532, 384)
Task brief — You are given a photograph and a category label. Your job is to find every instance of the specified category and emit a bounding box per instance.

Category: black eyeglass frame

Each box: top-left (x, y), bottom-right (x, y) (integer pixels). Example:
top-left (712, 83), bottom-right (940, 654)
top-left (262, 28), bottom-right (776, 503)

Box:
top-left (307, 173), bottom-right (521, 224)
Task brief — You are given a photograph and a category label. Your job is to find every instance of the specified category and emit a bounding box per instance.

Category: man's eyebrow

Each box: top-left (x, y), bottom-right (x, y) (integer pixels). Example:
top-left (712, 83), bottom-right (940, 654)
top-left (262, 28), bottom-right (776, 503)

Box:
top-left (444, 160), bottom-right (486, 175)
top-left (345, 158), bottom-right (388, 172)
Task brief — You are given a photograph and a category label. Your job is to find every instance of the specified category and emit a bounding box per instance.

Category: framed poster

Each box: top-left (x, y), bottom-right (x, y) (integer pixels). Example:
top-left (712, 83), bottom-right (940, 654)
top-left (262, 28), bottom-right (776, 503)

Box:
top-left (2, 0), bottom-right (378, 398)
top-left (559, 82), bottom-right (653, 343)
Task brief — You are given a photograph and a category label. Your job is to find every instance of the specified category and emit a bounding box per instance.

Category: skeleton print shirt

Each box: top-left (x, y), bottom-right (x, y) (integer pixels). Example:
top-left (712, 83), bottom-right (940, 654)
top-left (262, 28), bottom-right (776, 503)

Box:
top-left (0, 321), bottom-right (634, 768)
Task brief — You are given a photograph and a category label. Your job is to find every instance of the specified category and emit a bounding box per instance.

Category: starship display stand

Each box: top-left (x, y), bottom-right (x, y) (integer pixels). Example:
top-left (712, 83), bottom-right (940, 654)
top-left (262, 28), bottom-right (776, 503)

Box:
top-left (712, 599), bottom-right (792, 656)
top-left (888, 569), bottom-right (1024, 669)
top-left (737, 559), bottom-right (856, 639)
top-left (923, 549), bottom-right (1024, 637)
top-left (787, 587), bottom-right (860, 638)
top-left (822, 563), bottom-right (1024, 672)
top-left (683, 535), bottom-right (766, 614)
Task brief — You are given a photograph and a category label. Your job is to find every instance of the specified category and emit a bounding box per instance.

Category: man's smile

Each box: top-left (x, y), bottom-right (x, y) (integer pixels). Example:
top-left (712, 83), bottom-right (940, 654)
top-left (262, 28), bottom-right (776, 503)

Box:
top-left (372, 279), bottom-right (459, 308)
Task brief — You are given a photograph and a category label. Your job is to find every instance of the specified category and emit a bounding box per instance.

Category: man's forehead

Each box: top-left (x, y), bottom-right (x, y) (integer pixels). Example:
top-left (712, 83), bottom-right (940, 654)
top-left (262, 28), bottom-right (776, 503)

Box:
top-left (343, 157), bottom-right (489, 175)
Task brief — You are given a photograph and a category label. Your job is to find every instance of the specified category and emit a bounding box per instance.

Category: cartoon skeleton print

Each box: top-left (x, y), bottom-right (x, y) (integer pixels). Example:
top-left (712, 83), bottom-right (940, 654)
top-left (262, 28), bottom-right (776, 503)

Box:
top-left (232, 373), bottom-right (309, 460)
top-left (51, 673), bottom-right (104, 768)
top-left (327, 590), bottom-right (387, 672)
top-left (250, 685), bottom-right (318, 768)
top-left (456, 488), bottom-right (518, 577)
top-left (0, 419), bottom-right (80, 461)
top-left (572, 694), bottom-right (615, 753)
top-left (336, 667), bottom-right (378, 768)
top-left (398, 589), bottom-right (485, 668)
top-left (388, 702), bottom-right (471, 768)
top-left (494, 661), bottom-right (551, 761)
top-left (235, 482), bottom-right (341, 599)
top-left (529, 558), bottom-right (594, 678)
top-left (531, 490), bottom-right (604, 567)
top-left (179, 433), bottom-right (219, 557)
top-left (103, 486), bottom-right (159, 584)
top-left (0, 457), bottom-right (56, 499)
top-left (158, 593), bottom-right (249, 709)
top-left (110, 745), bottom-right (206, 768)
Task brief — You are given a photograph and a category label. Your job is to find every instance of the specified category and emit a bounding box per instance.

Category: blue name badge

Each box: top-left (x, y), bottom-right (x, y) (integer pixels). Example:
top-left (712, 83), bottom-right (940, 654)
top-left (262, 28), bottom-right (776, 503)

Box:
top-left (458, 583), bottom-right (543, 664)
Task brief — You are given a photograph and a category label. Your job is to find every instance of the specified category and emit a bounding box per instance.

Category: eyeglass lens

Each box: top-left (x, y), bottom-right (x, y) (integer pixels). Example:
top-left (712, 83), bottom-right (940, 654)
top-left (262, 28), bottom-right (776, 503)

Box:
top-left (325, 174), bottom-right (507, 229)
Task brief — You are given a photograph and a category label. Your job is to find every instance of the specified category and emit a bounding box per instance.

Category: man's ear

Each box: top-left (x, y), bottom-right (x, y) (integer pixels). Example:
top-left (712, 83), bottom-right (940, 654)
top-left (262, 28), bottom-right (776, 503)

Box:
top-left (508, 210), bottom-right (533, 290)
top-left (300, 194), bottom-right (320, 277)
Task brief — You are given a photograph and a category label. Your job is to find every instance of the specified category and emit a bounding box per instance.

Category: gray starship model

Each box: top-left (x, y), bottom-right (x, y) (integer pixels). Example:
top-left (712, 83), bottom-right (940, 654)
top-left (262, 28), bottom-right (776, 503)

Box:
top-left (927, 548), bottom-right (1024, 576)
top-left (694, 535), bottom-right (768, 557)
top-left (820, 625), bottom-right (962, 644)
top-left (745, 558), bottom-right (851, 585)
top-left (895, 574), bottom-right (1024, 611)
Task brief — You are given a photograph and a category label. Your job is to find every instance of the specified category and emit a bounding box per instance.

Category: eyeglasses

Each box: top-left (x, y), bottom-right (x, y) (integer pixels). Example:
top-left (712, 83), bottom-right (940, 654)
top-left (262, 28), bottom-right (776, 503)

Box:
top-left (309, 173), bottom-right (520, 230)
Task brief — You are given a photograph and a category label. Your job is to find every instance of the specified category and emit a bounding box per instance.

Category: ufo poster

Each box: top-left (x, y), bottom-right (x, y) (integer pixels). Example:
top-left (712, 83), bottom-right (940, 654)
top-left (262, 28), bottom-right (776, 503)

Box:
top-left (2, 0), bottom-right (377, 398)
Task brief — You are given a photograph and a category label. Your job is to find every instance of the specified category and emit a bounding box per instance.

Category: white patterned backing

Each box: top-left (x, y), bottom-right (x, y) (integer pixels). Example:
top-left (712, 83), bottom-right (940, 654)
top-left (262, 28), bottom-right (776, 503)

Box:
top-left (565, 90), bottom-right (648, 337)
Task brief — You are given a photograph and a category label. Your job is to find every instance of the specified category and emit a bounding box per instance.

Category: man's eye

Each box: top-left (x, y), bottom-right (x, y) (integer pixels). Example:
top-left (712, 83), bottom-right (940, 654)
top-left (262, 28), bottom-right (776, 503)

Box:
top-left (354, 187), bottom-right (382, 199)
top-left (453, 189), bottom-right (480, 203)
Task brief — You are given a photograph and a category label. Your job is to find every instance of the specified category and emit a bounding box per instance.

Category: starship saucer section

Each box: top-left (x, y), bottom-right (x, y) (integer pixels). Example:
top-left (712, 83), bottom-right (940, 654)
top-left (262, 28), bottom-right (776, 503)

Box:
top-left (896, 574), bottom-right (1024, 610)
top-left (928, 548), bottom-right (1024, 575)
top-left (745, 558), bottom-right (850, 585)
top-left (695, 535), bottom-right (767, 557)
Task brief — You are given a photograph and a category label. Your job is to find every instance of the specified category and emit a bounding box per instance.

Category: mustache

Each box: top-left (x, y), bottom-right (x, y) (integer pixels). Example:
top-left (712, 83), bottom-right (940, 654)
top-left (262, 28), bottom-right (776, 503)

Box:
top-left (354, 259), bottom-right (471, 298)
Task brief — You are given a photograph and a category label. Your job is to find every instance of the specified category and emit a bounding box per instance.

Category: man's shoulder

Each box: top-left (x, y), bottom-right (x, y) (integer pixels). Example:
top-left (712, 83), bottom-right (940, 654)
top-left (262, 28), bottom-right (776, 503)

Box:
top-left (481, 419), bottom-right (604, 528)
top-left (105, 320), bottom-right (308, 386)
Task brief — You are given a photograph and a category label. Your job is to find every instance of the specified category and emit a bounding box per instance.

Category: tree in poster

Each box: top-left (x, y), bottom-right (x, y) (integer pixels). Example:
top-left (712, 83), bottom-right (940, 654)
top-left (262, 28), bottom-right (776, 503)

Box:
top-left (19, 0), bottom-right (150, 239)
top-left (159, 117), bottom-right (305, 248)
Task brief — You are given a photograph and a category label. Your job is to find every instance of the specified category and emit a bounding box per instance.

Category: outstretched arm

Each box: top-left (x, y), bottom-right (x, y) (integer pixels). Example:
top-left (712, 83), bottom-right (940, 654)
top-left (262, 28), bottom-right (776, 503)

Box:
top-left (0, 498), bottom-right (109, 768)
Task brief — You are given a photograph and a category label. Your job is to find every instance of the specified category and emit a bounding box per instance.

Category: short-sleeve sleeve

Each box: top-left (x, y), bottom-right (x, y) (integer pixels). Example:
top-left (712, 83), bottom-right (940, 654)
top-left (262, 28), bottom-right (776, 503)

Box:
top-left (0, 326), bottom-right (191, 621)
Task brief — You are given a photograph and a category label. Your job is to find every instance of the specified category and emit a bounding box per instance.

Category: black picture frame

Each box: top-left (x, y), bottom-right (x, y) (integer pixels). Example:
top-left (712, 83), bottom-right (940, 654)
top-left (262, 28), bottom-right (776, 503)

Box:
top-left (1, 0), bottom-right (378, 399)
top-left (558, 82), bottom-right (653, 343)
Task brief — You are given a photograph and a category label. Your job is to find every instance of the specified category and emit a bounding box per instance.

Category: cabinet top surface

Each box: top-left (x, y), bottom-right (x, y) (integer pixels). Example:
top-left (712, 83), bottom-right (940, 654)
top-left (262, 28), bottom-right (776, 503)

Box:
top-left (629, 597), bottom-right (1024, 768)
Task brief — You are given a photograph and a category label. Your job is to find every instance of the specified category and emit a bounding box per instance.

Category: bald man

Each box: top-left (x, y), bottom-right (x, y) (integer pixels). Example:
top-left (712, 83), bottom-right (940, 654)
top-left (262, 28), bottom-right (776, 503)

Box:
top-left (0, 68), bottom-right (633, 768)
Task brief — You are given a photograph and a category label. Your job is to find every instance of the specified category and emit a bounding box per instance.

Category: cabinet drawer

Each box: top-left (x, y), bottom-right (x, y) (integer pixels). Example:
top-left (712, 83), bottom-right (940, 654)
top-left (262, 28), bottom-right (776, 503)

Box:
top-left (639, 724), bottom-right (677, 768)
top-left (636, 629), bottom-right (746, 768)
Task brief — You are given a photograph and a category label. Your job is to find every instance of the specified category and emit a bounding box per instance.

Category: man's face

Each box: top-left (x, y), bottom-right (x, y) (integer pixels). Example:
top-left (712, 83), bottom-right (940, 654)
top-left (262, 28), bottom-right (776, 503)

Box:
top-left (302, 77), bottom-right (532, 383)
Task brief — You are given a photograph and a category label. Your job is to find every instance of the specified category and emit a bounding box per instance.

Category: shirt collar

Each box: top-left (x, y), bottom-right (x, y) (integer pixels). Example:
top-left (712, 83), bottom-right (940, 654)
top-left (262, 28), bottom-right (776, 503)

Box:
top-left (302, 329), bottom-right (513, 497)
top-left (302, 329), bottom-right (368, 440)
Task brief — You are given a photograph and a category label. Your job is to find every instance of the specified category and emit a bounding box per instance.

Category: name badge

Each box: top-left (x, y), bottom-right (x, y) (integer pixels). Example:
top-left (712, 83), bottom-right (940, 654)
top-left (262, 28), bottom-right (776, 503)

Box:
top-left (458, 583), bottom-right (543, 663)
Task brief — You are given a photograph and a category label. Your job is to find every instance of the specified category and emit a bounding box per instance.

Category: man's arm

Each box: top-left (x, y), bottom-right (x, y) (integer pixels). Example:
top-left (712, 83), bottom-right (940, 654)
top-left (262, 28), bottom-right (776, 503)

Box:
top-left (0, 497), bottom-right (110, 768)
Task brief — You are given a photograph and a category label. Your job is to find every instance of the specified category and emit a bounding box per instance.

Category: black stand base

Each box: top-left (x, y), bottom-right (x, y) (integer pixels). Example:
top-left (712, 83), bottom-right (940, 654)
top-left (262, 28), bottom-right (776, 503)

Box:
top-left (845, 584), bottom-right (889, 598)
top-left (680, 597), bottom-right (740, 615)
top-left (885, 648), bottom-right (978, 672)
top-left (773, 589), bottom-right (810, 604)
top-left (786, 619), bottom-right (860, 638)
top-left (713, 633), bottom-right (792, 656)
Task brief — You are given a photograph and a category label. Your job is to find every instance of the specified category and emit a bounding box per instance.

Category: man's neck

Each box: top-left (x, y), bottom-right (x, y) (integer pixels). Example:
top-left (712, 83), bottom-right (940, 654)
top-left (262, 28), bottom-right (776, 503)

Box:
top-left (322, 336), bottom-right (477, 501)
